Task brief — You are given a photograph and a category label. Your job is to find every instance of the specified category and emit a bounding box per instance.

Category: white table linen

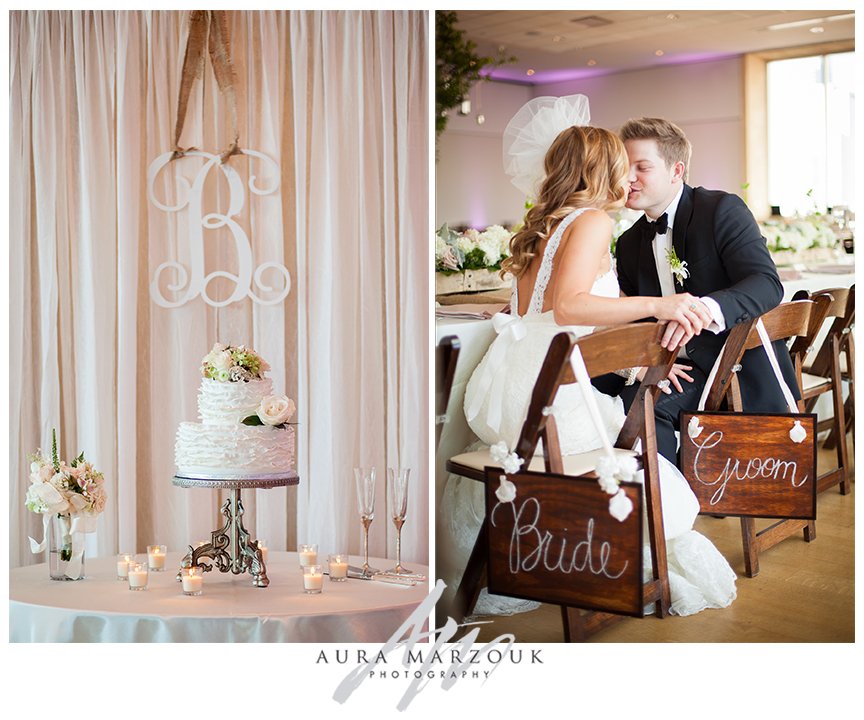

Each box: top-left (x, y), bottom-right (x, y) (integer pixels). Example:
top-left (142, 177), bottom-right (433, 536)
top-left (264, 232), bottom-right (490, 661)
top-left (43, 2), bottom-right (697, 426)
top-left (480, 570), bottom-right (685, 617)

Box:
top-left (10, 551), bottom-right (429, 643)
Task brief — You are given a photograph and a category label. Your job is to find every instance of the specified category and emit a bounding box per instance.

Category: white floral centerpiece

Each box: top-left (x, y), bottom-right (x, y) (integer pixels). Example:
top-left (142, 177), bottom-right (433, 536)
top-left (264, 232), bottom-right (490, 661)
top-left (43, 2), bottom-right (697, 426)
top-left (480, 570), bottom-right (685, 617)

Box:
top-left (758, 190), bottom-right (844, 266)
top-left (435, 223), bottom-right (514, 295)
top-left (27, 429), bottom-right (106, 580)
top-left (759, 214), bottom-right (840, 265)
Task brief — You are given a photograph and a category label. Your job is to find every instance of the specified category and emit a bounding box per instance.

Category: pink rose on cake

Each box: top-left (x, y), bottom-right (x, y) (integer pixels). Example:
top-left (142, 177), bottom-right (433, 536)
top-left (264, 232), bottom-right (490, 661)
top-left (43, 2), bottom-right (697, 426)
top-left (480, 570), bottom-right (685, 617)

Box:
top-left (242, 394), bottom-right (296, 429)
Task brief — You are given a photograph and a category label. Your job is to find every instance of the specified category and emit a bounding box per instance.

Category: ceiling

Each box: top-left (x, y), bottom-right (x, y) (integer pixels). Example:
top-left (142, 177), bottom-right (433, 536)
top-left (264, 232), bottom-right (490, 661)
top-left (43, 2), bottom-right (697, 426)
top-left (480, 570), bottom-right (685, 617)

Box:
top-left (453, 9), bottom-right (855, 84)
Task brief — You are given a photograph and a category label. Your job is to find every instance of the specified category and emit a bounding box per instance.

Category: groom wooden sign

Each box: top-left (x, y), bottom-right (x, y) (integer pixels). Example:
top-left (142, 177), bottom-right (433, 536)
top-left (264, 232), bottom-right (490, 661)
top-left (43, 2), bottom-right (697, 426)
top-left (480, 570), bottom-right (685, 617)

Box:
top-left (680, 411), bottom-right (817, 519)
top-left (484, 469), bottom-right (644, 617)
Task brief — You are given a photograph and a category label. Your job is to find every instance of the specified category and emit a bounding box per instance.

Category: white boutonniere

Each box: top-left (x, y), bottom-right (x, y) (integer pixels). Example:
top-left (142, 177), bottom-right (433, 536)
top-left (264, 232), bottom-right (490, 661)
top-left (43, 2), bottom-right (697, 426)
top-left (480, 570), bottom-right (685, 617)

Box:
top-left (666, 247), bottom-right (690, 284)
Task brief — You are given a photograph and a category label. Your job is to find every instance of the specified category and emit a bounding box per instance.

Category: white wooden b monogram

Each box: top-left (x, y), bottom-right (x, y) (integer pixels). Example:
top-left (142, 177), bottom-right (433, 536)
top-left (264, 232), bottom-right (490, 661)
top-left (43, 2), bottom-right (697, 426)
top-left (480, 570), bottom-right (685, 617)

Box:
top-left (147, 150), bottom-right (291, 308)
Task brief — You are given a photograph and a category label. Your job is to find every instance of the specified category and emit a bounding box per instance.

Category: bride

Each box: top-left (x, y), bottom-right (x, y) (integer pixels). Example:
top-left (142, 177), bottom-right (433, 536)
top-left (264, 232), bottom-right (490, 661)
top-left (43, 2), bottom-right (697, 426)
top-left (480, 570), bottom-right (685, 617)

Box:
top-left (450, 95), bottom-right (736, 619)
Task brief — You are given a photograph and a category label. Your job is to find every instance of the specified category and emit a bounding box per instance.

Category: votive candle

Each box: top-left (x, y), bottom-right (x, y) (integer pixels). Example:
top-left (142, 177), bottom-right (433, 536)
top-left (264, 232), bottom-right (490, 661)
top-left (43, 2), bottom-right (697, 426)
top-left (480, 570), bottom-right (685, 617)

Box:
top-left (180, 566), bottom-right (204, 596)
top-left (128, 562), bottom-right (149, 591)
top-left (257, 539), bottom-right (268, 563)
top-left (298, 544), bottom-right (318, 567)
top-left (328, 554), bottom-right (349, 581)
top-left (147, 544), bottom-right (167, 571)
top-left (116, 553), bottom-right (135, 580)
top-left (303, 565), bottom-right (324, 594)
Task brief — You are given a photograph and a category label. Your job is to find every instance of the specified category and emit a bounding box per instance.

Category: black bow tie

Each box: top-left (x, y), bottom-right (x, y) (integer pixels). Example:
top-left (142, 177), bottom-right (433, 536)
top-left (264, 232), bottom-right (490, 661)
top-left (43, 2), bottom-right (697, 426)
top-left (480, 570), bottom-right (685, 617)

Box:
top-left (646, 212), bottom-right (668, 236)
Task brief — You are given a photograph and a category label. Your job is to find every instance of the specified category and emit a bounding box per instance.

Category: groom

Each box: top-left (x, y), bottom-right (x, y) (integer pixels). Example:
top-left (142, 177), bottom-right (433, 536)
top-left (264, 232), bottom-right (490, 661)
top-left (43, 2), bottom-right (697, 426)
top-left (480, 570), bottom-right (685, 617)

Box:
top-left (614, 116), bottom-right (798, 465)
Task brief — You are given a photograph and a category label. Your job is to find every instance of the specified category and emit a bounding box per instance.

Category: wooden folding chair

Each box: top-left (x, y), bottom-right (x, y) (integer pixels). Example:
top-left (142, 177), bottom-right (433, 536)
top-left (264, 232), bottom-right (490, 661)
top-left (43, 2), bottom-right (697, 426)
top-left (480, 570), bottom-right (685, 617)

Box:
top-left (698, 299), bottom-right (824, 577)
top-left (435, 335), bottom-right (461, 446)
top-left (446, 323), bottom-right (677, 640)
top-left (791, 286), bottom-right (854, 494)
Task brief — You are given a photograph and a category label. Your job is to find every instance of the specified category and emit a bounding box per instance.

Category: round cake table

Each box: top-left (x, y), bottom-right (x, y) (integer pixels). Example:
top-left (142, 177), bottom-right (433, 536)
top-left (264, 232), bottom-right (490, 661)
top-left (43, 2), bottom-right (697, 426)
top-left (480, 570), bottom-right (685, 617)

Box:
top-left (10, 551), bottom-right (430, 642)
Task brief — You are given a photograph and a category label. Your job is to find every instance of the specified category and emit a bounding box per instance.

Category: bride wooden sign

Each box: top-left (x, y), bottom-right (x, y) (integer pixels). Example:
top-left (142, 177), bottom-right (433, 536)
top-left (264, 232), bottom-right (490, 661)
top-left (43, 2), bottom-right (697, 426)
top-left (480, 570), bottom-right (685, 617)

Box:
top-left (484, 469), bottom-right (644, 617)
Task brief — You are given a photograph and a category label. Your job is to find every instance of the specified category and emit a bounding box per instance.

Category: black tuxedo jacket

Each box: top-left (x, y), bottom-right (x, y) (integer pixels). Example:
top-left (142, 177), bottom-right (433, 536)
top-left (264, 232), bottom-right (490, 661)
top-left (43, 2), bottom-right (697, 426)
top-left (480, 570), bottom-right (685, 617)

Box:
top-left (615, 184), bottom-right (800, 411)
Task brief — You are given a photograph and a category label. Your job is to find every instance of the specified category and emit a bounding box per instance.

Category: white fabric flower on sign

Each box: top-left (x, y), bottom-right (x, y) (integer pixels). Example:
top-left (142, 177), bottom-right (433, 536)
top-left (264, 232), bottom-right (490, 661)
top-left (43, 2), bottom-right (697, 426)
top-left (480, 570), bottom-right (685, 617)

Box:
top-left (495, 475), bottom-right (517, 504)
top-left (489, 441), bottom-right (524, 475)
top-left (688, 416), bottom-right (703, 439)
top-left (789, 420), bottom-right (807, 443)
top-left (608, 488), bottom-right (634, 522)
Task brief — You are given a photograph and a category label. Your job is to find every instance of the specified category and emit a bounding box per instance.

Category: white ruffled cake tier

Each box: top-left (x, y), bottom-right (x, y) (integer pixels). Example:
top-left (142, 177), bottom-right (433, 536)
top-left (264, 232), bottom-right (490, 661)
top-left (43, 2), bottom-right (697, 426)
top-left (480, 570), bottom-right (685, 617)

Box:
top-left (175, 422), bottom-right (295, 477)
top-left (198, 377), bottom-right (273, 425)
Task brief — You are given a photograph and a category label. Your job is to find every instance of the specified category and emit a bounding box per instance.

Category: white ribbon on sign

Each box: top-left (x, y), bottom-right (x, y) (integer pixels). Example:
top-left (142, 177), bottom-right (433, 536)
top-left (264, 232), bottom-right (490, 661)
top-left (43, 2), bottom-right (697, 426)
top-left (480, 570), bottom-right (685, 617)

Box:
top-left (465, 313), bottom-right (527, 434)
top-left (568, 345), bottom-right (636, 521)
top-left (696, 319), bottom-right (798, 414)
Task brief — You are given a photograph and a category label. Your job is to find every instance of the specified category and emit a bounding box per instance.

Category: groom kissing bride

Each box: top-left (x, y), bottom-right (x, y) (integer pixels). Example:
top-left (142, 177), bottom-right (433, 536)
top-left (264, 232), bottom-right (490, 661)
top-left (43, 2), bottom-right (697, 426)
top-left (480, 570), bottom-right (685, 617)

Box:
top-left (458, 95), bottom-right (797, 616)
top-left (612, 116), bottom-right (798, 465)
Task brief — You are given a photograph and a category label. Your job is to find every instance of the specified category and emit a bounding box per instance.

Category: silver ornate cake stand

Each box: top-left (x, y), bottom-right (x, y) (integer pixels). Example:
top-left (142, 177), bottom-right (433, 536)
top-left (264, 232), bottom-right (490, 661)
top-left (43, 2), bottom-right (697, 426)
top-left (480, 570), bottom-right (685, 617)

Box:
top-left (172, 471), bottom-right (300, 588)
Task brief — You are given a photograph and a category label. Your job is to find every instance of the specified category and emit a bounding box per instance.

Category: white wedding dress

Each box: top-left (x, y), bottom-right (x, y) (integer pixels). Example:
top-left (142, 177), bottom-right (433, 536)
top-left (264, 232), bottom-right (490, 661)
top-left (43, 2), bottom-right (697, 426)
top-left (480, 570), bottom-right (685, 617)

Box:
top-left (447, 207), bottom-right (737, 618)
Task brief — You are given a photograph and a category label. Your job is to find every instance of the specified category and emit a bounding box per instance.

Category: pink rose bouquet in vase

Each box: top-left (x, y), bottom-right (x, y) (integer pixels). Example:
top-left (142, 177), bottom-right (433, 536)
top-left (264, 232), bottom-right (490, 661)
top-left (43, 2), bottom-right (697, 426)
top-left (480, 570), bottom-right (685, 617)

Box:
top-left (26, 429), bottom-right (106, 580)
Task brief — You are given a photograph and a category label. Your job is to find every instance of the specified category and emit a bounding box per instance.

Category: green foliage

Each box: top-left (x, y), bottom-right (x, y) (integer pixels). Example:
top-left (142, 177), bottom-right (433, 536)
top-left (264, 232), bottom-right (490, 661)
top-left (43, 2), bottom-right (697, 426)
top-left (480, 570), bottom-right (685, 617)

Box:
top-left (51, 429), bottom-right (60, 473)
top-left (435, 11), bottom-right (515, 136)
top-left (242, 415), bottom-right (264, 427)
top-left (461, 247), bottom-right (490, 270)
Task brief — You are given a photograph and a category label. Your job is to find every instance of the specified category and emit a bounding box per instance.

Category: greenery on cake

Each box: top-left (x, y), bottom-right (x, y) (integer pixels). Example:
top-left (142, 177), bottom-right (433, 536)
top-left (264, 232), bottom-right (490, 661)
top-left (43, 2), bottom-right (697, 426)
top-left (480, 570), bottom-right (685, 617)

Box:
top-left (201, 343), bottom-right (270, 382)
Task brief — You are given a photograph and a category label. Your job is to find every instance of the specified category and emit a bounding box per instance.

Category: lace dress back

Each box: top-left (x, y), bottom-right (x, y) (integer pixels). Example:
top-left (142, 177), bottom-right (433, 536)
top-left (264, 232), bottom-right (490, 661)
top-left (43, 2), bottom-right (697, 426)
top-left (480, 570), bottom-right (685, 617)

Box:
top-left (511, 208), bottom-right (605, 317)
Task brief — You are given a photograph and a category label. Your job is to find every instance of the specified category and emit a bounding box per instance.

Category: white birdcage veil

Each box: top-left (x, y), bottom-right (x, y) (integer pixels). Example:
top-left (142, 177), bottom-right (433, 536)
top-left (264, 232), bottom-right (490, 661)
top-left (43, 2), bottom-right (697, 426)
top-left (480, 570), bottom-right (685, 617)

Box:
top-left (502, 94), bottom-right (591, 198)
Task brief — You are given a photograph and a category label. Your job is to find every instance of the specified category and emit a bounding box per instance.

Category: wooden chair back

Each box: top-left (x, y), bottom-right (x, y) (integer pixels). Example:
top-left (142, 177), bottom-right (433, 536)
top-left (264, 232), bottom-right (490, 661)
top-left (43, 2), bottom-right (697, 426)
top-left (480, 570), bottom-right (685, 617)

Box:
top-left (696, 299), bottom-right (817, 577)
top-left (510, 324), bottom-right (677, 637)
top-left (435, 335), bottom-right (461, 444)
top-left (703, 299), bottom-right (815, 412)
top-left (789, 285), bottom-right (854, 495)
top-left (445, 322), bottom-right (678, 637)
top-left (792, 286), bottom-right (854, 378)
top-left (514, 323), bottom-right (677, 469)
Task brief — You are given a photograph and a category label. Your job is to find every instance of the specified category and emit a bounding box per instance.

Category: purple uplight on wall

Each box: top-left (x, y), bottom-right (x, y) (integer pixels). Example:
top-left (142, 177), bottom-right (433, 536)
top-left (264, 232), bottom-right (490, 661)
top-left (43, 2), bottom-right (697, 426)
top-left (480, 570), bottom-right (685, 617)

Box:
top-left (469, 195), bottom-right (488, 230)
top-left (482, 52), bottom-right (738, 85)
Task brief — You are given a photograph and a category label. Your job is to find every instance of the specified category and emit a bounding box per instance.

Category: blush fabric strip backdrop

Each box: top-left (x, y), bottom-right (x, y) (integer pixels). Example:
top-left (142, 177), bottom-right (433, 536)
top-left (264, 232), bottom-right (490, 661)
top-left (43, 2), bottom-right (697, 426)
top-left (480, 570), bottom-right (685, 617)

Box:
top-left (9, 11), bottom-right (428, 571)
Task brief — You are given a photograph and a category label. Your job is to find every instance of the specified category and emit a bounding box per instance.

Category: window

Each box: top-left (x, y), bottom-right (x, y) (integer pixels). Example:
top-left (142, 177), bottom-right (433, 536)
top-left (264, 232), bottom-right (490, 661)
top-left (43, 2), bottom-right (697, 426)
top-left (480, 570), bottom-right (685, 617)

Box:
top-left (766, 51), bottom-right (855, 216)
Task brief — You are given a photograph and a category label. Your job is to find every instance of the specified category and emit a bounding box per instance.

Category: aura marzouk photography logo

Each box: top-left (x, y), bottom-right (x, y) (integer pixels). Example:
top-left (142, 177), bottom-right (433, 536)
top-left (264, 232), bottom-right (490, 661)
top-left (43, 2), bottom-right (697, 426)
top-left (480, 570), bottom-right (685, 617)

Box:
top-left (316, 580), bottom-right (543, 711)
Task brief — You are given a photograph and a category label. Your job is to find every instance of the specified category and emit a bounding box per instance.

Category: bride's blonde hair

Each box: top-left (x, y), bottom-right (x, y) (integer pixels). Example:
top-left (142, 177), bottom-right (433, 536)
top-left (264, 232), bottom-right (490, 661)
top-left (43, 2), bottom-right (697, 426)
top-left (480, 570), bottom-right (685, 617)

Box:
top-left (502, 126), bottom-right (628, 279)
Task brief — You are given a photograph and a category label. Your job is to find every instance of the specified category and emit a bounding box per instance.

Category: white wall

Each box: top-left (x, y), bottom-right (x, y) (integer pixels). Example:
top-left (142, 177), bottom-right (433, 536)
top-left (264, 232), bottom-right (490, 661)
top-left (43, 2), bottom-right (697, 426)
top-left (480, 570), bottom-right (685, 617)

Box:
top-left (435, 81), bottom-right (532, 228)
top-left (436, 58), bottom-right (748, 227)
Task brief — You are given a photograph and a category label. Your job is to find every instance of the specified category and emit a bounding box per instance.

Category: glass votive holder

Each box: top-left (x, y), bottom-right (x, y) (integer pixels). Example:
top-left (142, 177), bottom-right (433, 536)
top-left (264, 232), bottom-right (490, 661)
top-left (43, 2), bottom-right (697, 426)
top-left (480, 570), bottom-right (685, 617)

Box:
top-left (303, 564), bottom-right (324, 594)
top-left (147, 544), bottom-right (167, 571)
top-left (328, 554), bottom-right (349, 582)
top-left (298, 543), bottom-right (318, 568)
top-left (256, 538), bottom-right (268, 563)
top-left (116, 553), bottom-right (135, 580)
top-left (180, 566), bottom-right (204, 596)
top-left (127, 562), bottom-right (149, 591)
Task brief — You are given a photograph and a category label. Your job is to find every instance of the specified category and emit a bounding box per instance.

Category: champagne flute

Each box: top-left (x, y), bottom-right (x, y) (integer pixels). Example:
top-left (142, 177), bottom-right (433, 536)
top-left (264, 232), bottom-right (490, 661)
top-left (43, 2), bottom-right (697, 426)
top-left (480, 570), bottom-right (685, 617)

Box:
top-left (354, 467), bottom-right (377, 577)
top-left (387, 468), bottom-right (411, 574)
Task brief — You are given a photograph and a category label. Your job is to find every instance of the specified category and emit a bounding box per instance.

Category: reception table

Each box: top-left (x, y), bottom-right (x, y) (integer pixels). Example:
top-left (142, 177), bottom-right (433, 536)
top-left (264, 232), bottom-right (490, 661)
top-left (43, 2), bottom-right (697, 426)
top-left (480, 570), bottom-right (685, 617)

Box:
top-left (10, 551), bottom-right (429, 642)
